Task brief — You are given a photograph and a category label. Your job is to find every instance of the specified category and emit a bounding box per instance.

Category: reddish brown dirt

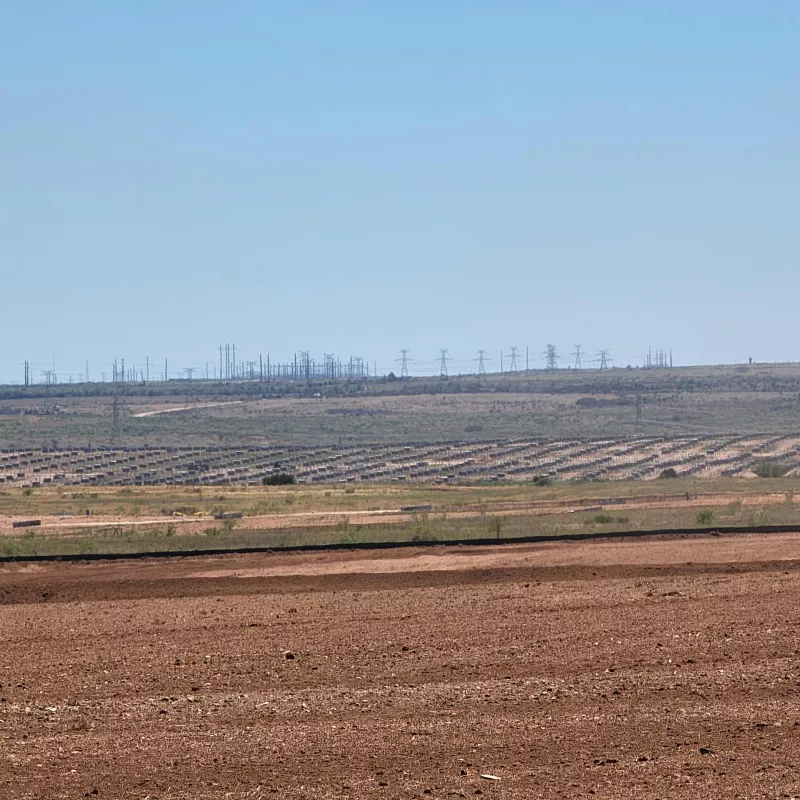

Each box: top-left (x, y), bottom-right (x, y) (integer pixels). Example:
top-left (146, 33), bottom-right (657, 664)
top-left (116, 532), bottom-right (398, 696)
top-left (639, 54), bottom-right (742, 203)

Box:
top-left (3, 535), bottom-right (800, 798)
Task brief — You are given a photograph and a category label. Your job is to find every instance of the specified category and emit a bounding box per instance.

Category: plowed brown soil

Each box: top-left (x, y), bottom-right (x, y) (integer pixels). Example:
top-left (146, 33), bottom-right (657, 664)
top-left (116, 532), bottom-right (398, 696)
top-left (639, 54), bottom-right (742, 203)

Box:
top-left (3, 534), bottom-right (800, 798)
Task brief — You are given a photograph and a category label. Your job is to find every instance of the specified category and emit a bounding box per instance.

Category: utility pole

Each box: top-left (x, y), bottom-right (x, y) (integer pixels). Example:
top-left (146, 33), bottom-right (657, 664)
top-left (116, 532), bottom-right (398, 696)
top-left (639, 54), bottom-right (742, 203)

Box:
top-left (526, 346), bottom-right (529, 372)
top-left (572, 345), bottom-right (583, 370)
top-left (324, 353), bottom-right (336, 380)
top-left (437, 349), bottom-right (451, 379)
top-left (144, 356), bottom-right (149, 383)
top-left (164, 358), bottom-right (168, 382)
top-left (475, 349), bottom-right (488, 377)
top-left (184, 367), bottom-right (196, 402)
top-left (508, 346), bottom-right (519, 372)
top-left (111, 395), bottom-right (121, 445)
top-left (299, 351), bottom-right (311, 381)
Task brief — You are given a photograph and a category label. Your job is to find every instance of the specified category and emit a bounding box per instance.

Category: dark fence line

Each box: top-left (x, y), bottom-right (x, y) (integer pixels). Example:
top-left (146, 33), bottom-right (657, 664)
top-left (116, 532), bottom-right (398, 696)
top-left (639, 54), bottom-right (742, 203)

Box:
top-left (1, 523), bottom-right (798, 565)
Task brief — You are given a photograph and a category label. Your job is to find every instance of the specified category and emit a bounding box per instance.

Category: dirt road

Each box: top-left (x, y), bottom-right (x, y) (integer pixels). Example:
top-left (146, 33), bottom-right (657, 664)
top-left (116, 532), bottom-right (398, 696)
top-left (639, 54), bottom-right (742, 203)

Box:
top-left (3, 534), bottom-right (800, 798)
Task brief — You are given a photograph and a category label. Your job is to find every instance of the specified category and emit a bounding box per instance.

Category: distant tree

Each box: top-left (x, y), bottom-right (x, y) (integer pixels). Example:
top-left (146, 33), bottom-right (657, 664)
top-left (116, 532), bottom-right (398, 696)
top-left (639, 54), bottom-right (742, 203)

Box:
top-left (263, 473), bottom-right (296, 486)
top-left (658, 468), bottom-right (678, 479)
top-left (753, 463), bottom-right (791, 478)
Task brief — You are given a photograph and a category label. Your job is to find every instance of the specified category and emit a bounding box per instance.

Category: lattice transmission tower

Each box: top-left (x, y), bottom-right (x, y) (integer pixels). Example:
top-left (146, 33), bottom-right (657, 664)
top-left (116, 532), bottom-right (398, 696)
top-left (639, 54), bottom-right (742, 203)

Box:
top-left (597, 350), bottom-right (612, 370)
top-left (397, 349), bottom-right (412, 378)
top-left (475, 349), bottom-right (489, 377)
top-left (543, 344), bottom-right (559, 372)
top-left (508, 346), bottom-right (519, 372)
top-left (438, 349), bottom-right (451, 379)
top-left (572, 344), bottom-right (583, 370)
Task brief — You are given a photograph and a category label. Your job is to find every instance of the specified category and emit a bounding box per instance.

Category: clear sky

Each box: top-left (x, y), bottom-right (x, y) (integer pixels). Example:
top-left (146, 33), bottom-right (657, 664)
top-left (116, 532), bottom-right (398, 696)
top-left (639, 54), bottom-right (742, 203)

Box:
top-left (1, 1), bottom-right (797, 382)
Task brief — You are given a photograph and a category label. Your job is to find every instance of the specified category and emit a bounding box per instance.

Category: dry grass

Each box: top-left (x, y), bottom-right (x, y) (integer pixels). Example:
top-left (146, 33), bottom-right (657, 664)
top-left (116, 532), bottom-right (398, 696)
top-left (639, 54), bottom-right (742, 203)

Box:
top-left (3, 477), bottom-right (799, 558)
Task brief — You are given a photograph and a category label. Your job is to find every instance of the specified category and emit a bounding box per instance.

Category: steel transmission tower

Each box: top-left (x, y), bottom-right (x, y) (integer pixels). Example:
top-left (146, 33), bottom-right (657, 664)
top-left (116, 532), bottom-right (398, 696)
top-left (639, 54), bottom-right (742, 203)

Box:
top-left (543, 344), bottom-right (559, 372)
top-left (475, 349), bottom-right (488, 377)
top-left (397, 349), bottom-right (412, 378)
top-left (597, 350), bottom-right (612, 370)
top-left (508, 346), bottom-right (519, 372)
top-left (438, 349), bottom-right (451, 379)
top-left (572, 344), bottom-right (583, 370)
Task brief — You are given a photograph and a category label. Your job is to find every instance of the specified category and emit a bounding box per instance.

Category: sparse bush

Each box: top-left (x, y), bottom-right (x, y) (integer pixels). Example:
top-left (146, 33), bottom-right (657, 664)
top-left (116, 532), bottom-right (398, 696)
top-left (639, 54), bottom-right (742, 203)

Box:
top-left (2, 540), bottom-right (21, 556)
top-left (221, 518), bottom-right (237, 534)
top-left (725, 499), bottom-right (742, 516)
top-left (753, 463), bottom-right (791, 478)
top-left (658, 468), bottom-right (678, 479)
top-left (696, 509), bottom-right (715, 525)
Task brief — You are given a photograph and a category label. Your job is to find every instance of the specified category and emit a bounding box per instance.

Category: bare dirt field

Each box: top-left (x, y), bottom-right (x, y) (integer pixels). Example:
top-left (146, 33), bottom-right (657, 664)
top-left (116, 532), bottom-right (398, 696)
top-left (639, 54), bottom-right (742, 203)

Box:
top-left (3, 534), bottom-right (800, 798)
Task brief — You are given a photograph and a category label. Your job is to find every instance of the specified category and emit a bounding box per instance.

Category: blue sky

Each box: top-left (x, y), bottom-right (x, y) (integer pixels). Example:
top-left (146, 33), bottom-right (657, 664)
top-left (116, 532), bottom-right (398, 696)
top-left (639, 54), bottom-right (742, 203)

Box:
top-left (1, 1), bottom-right (797, 382)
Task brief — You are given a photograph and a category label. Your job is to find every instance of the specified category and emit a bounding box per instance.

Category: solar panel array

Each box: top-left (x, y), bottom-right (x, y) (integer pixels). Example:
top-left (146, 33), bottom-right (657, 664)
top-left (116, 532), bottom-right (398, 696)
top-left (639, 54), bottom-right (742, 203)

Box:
top-left (2, 434), bottom-right (799, 488)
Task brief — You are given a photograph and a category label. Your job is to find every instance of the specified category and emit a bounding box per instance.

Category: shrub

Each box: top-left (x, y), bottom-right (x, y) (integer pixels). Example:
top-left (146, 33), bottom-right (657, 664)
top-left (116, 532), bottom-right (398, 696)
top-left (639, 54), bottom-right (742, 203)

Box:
top-left (263, 473), bottom-right (296, 486)
top-left (658, 468), bottom-right (678, 479)
top-left (753, 463), bottom-right (791, 478)
top-left (221, 518), bottom-right (237, 534)
top-left (533, 475), bottom-right (553, 487)
top-left (696, 509), bottom-right (715, 525)
top-left (592, 514), bottom-right (615, 524)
